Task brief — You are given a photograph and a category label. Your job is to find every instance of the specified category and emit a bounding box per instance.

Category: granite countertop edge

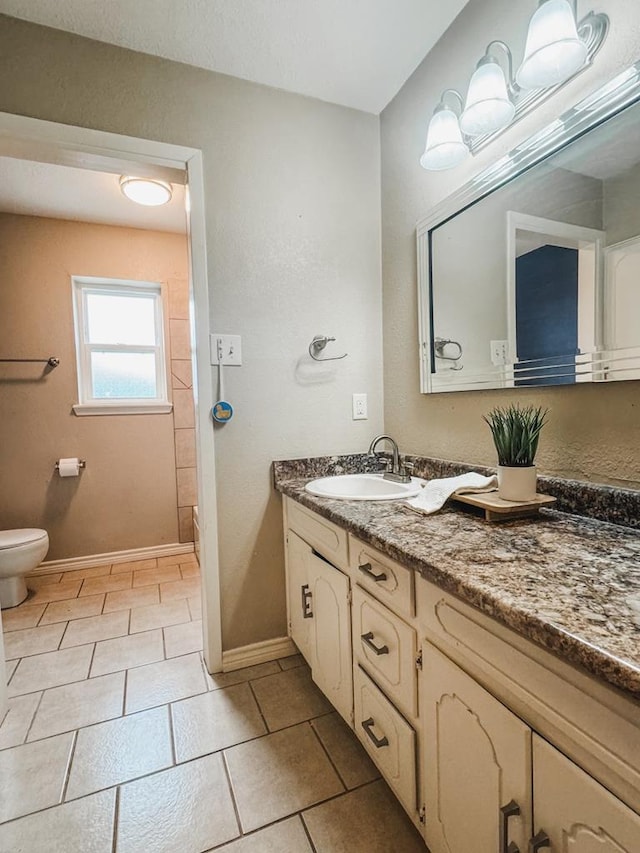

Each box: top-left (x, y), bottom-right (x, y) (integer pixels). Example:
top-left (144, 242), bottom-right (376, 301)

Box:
top-left (274, 460), bottom-right (640, 703)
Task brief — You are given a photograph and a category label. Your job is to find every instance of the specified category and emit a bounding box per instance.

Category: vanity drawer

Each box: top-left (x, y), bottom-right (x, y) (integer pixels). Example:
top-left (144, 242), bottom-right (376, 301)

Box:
top-left (285, 497), bottom-right (348, 570)
top-left (352, 586), bottom-right (418, 720)
top-left (349, 535), bottom-right (415, 618)
top-left (354, 665), bottom-right (417, 816)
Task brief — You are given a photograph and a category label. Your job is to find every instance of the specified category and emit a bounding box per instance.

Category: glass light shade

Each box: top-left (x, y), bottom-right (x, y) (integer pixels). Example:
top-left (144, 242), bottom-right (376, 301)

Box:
top-left (119, 176), bottom-right (173, 206)
top-left (516, 0), bottom-right (587, 90)
top-left (420, 108), bottom-right (469, 171)
top-left (460, 59), bottom-right (516, 136)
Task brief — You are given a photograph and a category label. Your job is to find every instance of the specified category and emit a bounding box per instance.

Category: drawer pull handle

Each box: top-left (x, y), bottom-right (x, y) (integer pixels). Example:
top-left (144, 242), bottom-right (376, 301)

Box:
top-left (361, 631), bottom-right (389, 656)
top-left (500, 800), bottom-right (521, 853)
top-left (301, 584), bottom-right (313, 619)
top-left (529, 831), bottom-right (550, 852)
top-left (358, 562), bottom-right (388, 582)
top-left (361, 717), bottom-right (389, 748)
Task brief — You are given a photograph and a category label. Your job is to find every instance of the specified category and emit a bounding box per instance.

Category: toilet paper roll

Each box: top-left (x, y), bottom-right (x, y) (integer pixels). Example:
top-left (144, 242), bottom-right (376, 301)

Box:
top-left (58, 457), bottom-right (81, 477)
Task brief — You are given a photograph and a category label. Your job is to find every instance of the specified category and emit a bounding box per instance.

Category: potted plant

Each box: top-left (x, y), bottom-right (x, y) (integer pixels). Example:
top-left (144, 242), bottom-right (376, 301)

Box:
top-left (483, 404), bottom-right (548, 501)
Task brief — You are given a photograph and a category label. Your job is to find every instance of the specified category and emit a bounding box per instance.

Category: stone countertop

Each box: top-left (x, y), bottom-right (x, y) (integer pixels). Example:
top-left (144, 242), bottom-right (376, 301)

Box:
top-left (275, 466), bottom-right (640, 701)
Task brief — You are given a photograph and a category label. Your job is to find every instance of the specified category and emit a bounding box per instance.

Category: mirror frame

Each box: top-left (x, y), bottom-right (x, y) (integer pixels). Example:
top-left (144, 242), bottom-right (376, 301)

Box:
top-left (417, 60), bottom-right (640, 394)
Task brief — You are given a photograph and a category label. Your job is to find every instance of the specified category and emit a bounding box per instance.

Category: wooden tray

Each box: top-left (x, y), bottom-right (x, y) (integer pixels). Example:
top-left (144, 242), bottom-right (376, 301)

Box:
top-left (451, 491), bottom-right (557, 522)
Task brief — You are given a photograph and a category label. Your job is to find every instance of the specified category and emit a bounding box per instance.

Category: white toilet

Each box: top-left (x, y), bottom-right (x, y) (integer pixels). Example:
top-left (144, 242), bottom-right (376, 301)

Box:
top-left (0, 529), bottom-right (49, 609)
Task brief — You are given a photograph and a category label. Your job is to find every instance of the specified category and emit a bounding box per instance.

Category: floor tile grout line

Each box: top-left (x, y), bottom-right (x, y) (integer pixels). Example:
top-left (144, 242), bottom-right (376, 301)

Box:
top-left (122, 666), bottom-right (129, 716)
top-left (111, 786), bottom-right (120, 853)
top-left (10, 696), bottom-right (168, 755)
top-left (221, 749), bottom-right (244, 839)
top-left (308, 718), bottom-right (348, 792)
top-left (299, 812), bottom-right (320, 853)
top-left (21, 689), bottom-right (45, 744)
top-left (246, 680), bottom-right (270, 732)
top-left (167, 702), bottom-right (177, 766)
top-left (60, 729), bottom-right (79, 803)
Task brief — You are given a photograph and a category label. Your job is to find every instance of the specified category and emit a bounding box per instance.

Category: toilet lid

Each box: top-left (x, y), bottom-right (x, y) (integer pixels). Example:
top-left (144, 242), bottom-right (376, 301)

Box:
top-left (0, 529), bottom-right (48, 550)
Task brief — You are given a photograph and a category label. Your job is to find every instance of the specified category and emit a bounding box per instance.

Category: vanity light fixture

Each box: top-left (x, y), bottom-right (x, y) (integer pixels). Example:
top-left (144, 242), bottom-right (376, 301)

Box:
top-left (420, 91), bottom-right (469, 172)
top-left (517, 0), bottom-right (587, 89)
top-left (460, 43), bottom-right (516, 137)
top-left (119, 176), bottom-right (173, 206)
top-left (420, 0), bottom-right (608, 171)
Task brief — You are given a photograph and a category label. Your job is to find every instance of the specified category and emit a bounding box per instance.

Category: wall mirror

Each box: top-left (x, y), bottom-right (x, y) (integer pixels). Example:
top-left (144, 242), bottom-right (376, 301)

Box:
top-left (417, 61), bottom-right (640, 393)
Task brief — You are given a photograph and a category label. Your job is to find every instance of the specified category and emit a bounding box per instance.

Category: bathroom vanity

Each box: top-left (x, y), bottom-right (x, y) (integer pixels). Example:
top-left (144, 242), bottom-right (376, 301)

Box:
top-left (275, 457), bottom-right (640, 853)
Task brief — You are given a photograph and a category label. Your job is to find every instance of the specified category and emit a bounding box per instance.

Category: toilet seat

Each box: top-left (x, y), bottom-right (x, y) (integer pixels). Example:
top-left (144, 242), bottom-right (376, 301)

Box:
top-left (0, 529), bottom-right (48, 549)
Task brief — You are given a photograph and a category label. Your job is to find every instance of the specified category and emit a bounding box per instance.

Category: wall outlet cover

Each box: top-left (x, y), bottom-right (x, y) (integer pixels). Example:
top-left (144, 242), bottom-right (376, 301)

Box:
top-left (352, 393), bottom-right (368, 420)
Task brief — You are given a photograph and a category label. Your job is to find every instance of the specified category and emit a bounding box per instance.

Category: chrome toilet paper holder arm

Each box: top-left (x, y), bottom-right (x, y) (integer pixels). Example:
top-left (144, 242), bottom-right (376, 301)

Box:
top-left (55, 459), bottom-right (86, 470)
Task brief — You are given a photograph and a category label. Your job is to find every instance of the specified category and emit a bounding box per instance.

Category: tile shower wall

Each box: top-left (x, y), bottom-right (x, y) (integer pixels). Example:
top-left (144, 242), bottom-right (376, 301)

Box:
top-left (167, 278), bottom-right (196, 543)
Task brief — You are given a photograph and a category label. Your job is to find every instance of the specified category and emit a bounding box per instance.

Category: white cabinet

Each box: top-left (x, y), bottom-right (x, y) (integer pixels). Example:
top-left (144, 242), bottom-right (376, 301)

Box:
top-left (286, 529), bottom-right (314, 666)
top-left (283, 495), bottom-right (640, 851)
top-left (285, 521), bottom-right (353, 724)
top-left (422, 645), bottom-right (640, 853)
top-left (308, 552), bottom-right (353, 724)
top-left (422, 645), bottom-right (532, 853)
top-left (532, 735), bottom-right (640, 852)
top-left (352, 585), bottom-right (418, 721)
top-left (354, 665), bottom-right (417, 816)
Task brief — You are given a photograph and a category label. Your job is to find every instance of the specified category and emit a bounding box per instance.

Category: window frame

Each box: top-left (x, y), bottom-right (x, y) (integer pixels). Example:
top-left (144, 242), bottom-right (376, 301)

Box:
top-left (71, 276), bottom-right (172, 415)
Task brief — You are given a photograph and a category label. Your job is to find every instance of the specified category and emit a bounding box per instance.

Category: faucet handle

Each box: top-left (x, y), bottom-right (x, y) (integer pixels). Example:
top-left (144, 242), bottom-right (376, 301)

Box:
top-left (371, 455), bottom-right (391, 472)
top-left (403, 461), bottom-right (415, 474)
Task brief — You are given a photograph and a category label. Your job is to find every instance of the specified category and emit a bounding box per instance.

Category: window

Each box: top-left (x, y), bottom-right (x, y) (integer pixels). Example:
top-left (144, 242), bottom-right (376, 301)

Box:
top-left (72, 277), bottom-right (171, 415)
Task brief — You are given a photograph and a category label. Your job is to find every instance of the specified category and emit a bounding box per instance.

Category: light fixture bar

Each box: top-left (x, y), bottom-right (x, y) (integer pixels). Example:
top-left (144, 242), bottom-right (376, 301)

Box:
top-left (468, 10), bottom-right (608, 154)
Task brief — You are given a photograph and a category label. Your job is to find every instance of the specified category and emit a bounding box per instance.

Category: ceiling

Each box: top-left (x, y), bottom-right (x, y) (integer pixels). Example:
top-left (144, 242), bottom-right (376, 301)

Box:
top-left (0, 0), bottom-right (470, 114)
top-left (0, 158), bottom-right (187, 233)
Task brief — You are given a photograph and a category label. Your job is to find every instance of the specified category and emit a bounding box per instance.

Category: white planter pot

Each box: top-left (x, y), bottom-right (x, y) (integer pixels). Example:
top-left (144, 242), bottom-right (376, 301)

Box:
top-left (497, 465), bottom-right (537, 502)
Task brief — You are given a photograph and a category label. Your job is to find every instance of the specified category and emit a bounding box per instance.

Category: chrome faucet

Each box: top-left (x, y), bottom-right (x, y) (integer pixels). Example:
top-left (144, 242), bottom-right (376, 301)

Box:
top-left (367, 435), bottom-right (414, 484)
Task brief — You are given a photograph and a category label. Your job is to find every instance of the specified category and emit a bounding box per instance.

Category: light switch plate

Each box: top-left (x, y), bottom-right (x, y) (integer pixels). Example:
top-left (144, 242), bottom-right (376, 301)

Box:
top-left (210, 334), bottom-right (242, 366)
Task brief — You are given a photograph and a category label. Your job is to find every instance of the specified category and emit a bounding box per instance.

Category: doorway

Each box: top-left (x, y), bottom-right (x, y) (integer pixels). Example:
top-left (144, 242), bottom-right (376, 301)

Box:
top-left (0, 111), bottom-right (222, 674)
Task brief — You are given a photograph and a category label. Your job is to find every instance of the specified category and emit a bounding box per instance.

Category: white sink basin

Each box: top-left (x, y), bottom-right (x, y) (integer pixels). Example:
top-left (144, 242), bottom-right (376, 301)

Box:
top-left (305, 473), bottom-right (424, 501)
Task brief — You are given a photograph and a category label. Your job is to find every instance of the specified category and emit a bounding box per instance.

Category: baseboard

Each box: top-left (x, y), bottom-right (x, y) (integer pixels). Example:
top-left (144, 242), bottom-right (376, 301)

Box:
top-left (31, 542), bottom-right (195, 575)
top-left (222, 636), bottom-right (297, 672)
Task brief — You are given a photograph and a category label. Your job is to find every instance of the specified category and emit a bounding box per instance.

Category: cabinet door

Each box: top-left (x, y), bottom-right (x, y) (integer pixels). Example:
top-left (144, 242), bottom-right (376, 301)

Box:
top-left (286, 530), bottom-right (313, 665)
top-left (309, 553), bottom-right (353, 724)
top-left (532, 734), bottom-right (640, 852)
top-left (422, 645), bottom-right (532, 853)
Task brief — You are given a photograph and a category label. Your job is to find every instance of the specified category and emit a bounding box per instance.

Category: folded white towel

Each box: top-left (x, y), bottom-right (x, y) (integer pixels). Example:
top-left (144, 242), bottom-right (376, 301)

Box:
top-left (406, 472), bottom-right (497, 515)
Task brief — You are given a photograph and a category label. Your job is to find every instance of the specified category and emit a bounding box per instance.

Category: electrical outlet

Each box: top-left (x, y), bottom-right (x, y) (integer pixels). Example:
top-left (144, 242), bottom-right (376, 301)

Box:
top-left (210, 334), bottom-right (242, 366)
top-left (490, 340), bottom-right (509, 366)
top-left (352, 393), bottom-right (368, 420)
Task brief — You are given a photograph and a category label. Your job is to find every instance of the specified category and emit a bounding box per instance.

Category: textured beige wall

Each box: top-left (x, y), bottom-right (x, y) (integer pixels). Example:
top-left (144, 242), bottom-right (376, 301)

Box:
top-left (0, 15), bottom-right (384, 648)
top-left (381, 0), bottom-right (640, 489)
top-left (0, 214), bottom-right (189, 559)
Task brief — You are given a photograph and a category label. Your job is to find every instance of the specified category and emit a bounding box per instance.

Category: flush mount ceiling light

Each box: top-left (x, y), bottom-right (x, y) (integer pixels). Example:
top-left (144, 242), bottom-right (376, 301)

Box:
top-left (119, 176), bottom-right (173, 206)
top-left (420, 0), bottom-right (608, 171)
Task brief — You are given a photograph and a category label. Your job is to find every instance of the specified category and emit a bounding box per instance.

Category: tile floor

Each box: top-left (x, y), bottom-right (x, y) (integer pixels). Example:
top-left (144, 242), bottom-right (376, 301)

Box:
top-left (0, 557), bottom-right (426, 852)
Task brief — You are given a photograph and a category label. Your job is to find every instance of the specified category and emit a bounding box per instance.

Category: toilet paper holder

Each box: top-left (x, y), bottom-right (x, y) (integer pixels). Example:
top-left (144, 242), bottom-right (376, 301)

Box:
top-left (55, 459), bottom-right (86, 471)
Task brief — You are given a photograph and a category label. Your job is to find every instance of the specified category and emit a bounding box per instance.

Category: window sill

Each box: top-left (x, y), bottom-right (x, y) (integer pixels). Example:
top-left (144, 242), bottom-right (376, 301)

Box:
top-left (72, 402), bottom-right (173, 416)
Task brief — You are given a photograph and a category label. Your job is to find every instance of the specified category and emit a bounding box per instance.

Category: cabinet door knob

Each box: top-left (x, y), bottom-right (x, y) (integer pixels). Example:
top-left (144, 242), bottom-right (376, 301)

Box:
top-left (301, 584), bottom-right (313, 619)
top-left (361, 631), bottom-right (390, 656)
top-left (499, 800), bottom-right (521, 853)
top-left (361, 717), bottom-right (389, 748)
top-left (358, 562), bottom-right (388, 582)
top-left (530, 831), bottom-right (551, 851)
